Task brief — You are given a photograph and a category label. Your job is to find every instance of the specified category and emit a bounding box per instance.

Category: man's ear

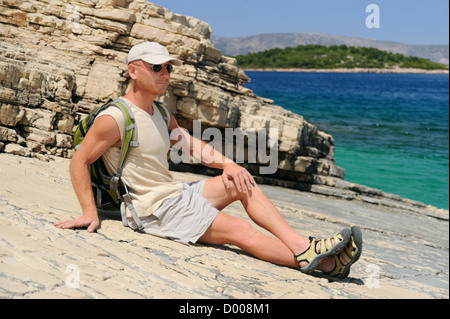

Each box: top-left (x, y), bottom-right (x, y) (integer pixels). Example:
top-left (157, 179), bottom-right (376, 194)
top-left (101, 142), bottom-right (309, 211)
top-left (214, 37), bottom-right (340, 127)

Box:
top-left (128, 63), bottom-right (137, 80)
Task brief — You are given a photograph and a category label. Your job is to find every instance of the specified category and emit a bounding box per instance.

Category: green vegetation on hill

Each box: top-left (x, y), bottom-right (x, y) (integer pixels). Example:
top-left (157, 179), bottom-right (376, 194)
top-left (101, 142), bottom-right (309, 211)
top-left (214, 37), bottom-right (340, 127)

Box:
top-left (235, 45), bottom-right (449, 70)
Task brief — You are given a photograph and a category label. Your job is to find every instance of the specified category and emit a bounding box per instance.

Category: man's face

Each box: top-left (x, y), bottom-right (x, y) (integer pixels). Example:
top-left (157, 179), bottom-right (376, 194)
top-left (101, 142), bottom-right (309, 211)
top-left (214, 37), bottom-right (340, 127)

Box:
top-left (129, 60), bottom-right (171, 96)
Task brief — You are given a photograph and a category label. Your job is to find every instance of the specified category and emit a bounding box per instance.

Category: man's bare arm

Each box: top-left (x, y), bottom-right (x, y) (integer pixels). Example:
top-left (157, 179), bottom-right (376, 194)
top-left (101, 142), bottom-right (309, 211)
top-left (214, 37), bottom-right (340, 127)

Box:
top-left (54, 115), bottom-right (121, 232)
top-left (168, 114), bottom-right (255, 192)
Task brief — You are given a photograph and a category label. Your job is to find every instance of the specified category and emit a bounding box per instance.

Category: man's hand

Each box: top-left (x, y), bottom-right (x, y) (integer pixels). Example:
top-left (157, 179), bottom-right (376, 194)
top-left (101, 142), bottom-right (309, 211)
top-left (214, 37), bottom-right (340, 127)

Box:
top-left (222, 163), bottom-right (256, 193)
top-left (54, 215), bottom-right (99, 233)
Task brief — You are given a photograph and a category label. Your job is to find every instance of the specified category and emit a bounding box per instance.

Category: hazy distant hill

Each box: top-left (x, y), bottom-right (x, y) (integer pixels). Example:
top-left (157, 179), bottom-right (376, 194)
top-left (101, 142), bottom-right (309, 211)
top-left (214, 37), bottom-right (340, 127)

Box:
top-left (211, 32), bottom-right (449, 65)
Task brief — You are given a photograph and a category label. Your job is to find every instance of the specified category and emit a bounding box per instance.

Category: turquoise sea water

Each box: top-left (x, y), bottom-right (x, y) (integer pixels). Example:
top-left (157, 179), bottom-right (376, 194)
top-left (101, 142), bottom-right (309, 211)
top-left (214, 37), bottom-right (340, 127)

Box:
top-left (244, 72), bottom-right (449, 210)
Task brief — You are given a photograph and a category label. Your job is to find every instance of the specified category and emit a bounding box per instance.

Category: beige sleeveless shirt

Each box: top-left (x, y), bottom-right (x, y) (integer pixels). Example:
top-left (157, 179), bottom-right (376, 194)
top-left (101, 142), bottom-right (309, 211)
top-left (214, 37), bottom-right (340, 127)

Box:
top-left (97, 97), bottom-right (183, 218)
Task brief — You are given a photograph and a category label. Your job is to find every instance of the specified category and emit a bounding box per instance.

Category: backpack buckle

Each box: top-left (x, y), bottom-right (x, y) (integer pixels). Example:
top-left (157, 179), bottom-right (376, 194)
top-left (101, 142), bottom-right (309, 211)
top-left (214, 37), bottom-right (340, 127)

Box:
top-left (110, 174), bottom-right (120, 191)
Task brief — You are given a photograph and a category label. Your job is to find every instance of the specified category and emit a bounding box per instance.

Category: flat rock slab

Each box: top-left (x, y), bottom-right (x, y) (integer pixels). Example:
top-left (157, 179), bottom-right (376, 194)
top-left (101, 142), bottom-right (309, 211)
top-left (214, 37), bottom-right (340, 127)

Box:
top-left (0, 153), bottom-right (448, 299)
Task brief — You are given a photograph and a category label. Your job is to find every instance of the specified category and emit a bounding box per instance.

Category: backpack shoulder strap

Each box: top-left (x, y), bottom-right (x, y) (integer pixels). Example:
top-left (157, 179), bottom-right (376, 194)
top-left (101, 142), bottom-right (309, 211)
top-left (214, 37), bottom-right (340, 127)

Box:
top-left (105, 99), bottom-right (139, 171)
top-left (154, 101), bottom-right (171, 128)
top-left (106, 99), bottom-right (144, 231)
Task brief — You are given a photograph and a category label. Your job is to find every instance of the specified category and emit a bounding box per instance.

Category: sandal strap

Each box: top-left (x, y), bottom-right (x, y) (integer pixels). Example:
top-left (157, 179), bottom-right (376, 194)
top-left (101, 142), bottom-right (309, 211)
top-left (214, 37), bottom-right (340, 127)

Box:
top-left (295, 231), bottom-right (347, 264)
top-left (325, 238), bottom-right (357, 278)
top-left (319, 232), bottom-right (345, 254)
top-left (295, 238), bottom-right (320, 264)
top-left (340, 247), bottom-right (353, 264)
top-left (325, 255), bottom-right (346, 277)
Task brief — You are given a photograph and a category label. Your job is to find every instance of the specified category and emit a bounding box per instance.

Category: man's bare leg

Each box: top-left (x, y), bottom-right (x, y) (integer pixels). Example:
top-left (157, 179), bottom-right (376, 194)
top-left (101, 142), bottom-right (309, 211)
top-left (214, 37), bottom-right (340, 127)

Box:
top-left (201, 176), bottom-right (352, 272)
top-left (203, 176), bottom-right (310, 256)
top-left (198, 212), bottom-right (299, 267)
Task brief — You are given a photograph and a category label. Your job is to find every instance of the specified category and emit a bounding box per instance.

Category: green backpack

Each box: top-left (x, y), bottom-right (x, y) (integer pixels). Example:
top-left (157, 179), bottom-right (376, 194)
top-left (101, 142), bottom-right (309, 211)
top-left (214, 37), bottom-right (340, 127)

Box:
top-left (73, 98), bottom-right (169, 231)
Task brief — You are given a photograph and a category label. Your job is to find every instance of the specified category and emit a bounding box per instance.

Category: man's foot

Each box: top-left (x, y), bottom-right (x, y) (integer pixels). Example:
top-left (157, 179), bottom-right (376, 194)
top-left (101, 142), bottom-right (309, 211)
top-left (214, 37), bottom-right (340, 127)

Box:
top-left (323, 226), bottom-right (363, 279)
top-left (295, 228), bottom-right (352, 274)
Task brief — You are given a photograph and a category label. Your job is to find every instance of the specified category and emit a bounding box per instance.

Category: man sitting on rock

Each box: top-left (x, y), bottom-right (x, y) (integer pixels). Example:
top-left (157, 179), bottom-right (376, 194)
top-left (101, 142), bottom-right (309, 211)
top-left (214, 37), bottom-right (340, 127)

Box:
top-left (55, 42), bottom-right (362, 279)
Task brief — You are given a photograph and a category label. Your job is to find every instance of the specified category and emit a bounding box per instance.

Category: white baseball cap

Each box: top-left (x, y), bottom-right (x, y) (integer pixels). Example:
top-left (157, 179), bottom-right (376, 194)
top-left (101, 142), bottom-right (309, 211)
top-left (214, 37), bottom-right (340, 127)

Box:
top-left (126, 42), bottom-right (182, 66)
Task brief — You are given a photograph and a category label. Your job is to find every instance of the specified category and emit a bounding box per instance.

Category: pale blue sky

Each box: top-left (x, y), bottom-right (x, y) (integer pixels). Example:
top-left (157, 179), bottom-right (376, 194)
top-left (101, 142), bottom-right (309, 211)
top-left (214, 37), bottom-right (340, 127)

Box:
top-left (149, 0), bottom-right (449, 45)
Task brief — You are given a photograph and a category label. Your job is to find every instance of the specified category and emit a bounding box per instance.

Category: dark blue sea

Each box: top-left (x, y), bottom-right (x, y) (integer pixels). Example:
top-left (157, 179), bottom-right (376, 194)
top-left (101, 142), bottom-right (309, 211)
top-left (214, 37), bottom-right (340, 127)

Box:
top-left (244, 71), bottom-right (449, 210)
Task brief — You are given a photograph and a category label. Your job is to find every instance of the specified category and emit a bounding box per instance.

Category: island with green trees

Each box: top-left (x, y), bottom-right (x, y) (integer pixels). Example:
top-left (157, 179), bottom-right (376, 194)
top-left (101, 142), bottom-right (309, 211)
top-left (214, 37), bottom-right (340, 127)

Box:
top-left (235, 45), bottom-right (449, 72)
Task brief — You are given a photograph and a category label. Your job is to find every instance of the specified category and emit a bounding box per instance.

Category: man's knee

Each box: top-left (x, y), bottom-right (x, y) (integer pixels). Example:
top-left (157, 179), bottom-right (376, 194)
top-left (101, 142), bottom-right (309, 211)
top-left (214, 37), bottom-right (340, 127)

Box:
top-left (227, 179), bottom-right (262, 202)
top-left (229, 218), bottom-right (260, 247)
top-left (232, 218), bottom-right (252, 233)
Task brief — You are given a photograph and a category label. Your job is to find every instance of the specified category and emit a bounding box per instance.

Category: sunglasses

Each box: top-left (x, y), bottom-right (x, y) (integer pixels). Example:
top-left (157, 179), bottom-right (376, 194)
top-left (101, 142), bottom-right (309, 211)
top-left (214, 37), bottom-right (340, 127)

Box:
top-left (151, 64), bottom-right (173, 74)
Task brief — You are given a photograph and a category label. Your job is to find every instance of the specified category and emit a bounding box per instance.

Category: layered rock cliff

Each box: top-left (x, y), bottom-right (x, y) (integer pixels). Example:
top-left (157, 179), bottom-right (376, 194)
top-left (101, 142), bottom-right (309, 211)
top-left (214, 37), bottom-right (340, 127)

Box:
top-left (0, 0), bottom-right (345, 192)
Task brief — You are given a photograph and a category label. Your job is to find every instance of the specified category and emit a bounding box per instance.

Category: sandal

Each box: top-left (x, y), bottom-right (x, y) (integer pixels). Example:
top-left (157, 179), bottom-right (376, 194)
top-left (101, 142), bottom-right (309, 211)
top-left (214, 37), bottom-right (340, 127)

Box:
top-left (324, 226), bottom-right (363, 279)
top-left (295, 228), bottom-right (352, 274)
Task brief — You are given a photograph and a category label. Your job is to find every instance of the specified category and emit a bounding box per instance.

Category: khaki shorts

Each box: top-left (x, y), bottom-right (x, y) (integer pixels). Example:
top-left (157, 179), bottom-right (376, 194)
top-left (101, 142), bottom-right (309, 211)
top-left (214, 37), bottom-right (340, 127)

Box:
top-left (128, 180), bottom-right (219, 245)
